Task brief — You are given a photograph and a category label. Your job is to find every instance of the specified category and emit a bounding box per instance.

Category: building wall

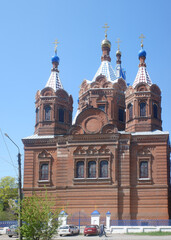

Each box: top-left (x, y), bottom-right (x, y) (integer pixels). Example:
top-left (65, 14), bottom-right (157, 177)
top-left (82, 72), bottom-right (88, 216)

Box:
top-left (23, 132), bottom-right (169, 220)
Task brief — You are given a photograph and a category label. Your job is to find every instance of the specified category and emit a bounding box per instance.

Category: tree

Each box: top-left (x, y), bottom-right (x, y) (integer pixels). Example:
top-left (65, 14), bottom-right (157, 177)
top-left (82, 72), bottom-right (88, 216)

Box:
top-left (20, 191), bottom-right (61, 240)
top-left (0, 176), bottom-right (18, 210)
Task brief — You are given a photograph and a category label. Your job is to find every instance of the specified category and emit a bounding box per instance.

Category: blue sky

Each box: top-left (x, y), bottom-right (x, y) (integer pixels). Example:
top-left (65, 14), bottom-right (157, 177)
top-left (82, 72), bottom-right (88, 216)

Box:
top-left (0, 0), bottom-right (171, 181)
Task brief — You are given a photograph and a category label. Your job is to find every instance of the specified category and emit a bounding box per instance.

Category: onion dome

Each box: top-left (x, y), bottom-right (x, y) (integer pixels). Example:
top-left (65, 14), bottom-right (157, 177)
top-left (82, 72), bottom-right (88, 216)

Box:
top-left (101, 35), bottom-right (111, 49)
top-left (116, 49), bottom-right (121, 56)
top-left (52, 54), bottom-right (60, 63)
top-left (138, 47), bottom-right (146, 59)
top-left (133, 40), bottom-right (152, 88)
top-left (51, 39), bottom-right (60, 63)
top-left (114, 39), bottom-right (126, 80)
top-left (116, 49), bottom-right (121, 64)
top-left (138, 34), bottom-right (146, 59)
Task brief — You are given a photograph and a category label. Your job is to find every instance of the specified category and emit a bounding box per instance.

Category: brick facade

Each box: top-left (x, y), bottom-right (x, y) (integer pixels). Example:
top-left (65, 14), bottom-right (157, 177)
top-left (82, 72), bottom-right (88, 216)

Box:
top-left (22, 36), bottom-right (170, 220)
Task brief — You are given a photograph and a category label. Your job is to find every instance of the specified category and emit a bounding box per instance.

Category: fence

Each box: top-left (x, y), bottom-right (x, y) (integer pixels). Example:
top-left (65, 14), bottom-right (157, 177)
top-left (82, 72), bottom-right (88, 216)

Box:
top-left (110, 219), bottom-right (171, 226)
top-left (1, 219), bottom-right (171, 228)
top-left (67, 217), bottom-right (90, 226)
top-left (0, 220), bottom-right (17, 227)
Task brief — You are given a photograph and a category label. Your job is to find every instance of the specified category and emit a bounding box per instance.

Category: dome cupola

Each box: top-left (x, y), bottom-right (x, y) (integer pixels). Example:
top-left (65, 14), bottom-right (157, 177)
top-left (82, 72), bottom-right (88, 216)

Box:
top-left (51, 39), bottom-right (60, 69)
top-left (132, 34), bottom-right (152, 88)
top-left (101, 35), bottom-right (111, 49)
top-left (101, 24), bottom-right (111, 62)
top-left (52, 54), bottom-right (60, 63)
top-left (45, 39), bottom-right (63, 91)
top-left (138, 47), bottom-right (146, 59)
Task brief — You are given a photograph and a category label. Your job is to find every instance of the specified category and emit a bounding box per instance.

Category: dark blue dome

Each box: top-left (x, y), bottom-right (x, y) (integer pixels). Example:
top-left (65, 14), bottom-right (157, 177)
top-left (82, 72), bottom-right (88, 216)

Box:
top-left (138, 48), bottom-right (146, 59)
top-left (52, 55), bottom-right (60, 63)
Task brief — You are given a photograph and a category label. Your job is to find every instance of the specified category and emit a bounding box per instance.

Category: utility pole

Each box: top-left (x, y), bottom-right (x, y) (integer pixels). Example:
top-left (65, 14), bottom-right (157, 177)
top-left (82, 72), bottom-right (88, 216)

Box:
top-left (5, 133), bottom-right (22, 240)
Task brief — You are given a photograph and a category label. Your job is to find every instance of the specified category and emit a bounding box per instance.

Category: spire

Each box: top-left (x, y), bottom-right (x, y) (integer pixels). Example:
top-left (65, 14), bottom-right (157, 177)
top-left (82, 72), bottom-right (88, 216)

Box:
top-left (101, 23), bottom-right (111, 62)
top-left (90, 24), bottom-right (116, 82)
top-left (92, 61), bottom-right (117, 82)
top-left (132, 34), bottom-right (152, 88)
top-left (114, 38), bottom-right (126, 80)
top-left (45, 39), bottom-right (63, 91)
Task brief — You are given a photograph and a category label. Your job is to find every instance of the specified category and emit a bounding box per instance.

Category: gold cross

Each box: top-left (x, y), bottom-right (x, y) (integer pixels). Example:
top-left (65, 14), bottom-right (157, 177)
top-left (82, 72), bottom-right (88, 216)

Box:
top-left (53, 39), bottom-right (59, 54)
top-left (139, 34), bottom-right (145, 47)
top-left (102, 23), bottom-right (109, 37)
top-left (116, 38), bottom-right (121, 50)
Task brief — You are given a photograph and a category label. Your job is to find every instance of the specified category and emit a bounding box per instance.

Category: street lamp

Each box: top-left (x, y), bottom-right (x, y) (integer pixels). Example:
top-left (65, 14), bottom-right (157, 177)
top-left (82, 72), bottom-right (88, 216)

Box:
top-left (5, 133), bottom-right (22, 240)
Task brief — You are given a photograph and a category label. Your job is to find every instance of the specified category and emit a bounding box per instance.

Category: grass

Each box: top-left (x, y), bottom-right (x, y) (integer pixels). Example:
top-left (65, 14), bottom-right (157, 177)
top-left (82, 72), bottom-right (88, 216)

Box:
top-left (127, 231), bottom-right (171, 236)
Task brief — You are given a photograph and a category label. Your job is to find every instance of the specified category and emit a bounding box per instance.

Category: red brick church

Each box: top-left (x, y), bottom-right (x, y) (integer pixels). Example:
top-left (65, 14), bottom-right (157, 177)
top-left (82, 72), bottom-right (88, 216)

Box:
top-left (22, 32), bottom-right (171, 221)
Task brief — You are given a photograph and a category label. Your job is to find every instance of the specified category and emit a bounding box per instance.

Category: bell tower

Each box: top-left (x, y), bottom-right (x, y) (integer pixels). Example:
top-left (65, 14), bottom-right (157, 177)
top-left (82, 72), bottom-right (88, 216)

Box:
top-left (34, 40), bottom-right (73, 135)
top-left (75, 26), bottom-right (127, 131)
top-left (125, 35), bottom-right (162, 132)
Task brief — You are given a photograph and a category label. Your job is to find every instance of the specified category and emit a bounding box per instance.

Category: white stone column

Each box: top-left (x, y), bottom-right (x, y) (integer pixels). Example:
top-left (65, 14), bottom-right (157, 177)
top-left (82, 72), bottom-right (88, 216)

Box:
top-left (91, 210), bottom-right (100, 225)
top-left (106, 211), bottom-right (111, 230)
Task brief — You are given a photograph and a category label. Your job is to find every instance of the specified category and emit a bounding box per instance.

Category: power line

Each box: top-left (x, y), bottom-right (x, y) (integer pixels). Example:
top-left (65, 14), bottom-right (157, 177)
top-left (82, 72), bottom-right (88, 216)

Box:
top-left (0, 128), bottom-right (18, 176)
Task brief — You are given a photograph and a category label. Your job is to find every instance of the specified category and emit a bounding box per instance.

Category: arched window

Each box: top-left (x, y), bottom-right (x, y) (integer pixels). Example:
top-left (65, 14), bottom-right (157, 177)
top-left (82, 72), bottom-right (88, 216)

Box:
top-left (36, 108), bottom-right (39, 124)
top-left (140, 102), bottom-right (146, 117)
top-left (98, 105), bottom-right (105, 112)
top-left (153, 104), bottom-right (158, 119)
top-left (128, 103), bottom-right (133, 120)
top-left (139, 161), bottom-right (148, 178)
top-left (44, 105), bottom-right (51, 121)
top-left (76, 161), bottom-right (84, 178)
top-left (100, 160), bottom-right (108, 178)
top-left (69, 111), bottom-right (72, 124)
top-left (119, 108), bottom-right (124, 122)
top-left (40, 164), bottom-right (49, 180)
top-left (59, 108), bottom-right (64, 122)
top-left (88, 161), bottom-right (96, 178)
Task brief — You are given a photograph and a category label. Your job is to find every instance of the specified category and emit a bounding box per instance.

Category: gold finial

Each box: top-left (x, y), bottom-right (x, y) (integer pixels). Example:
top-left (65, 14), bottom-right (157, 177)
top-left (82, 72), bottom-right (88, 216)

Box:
top-left (139, 34), bottom-right (145, 48)
top-left (102, 23), bottom-right (109, 38)
top-left (53, 39), bottom-right (59, 54)
top-left (116, 38), bottom-right (121, 50)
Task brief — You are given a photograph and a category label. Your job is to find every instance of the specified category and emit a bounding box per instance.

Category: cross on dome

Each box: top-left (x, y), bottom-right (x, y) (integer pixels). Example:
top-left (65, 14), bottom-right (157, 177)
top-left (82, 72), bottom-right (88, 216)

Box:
top-left (53, 39), bottom-right (59, 54)
top-left (139, 34), bottom-right (145, 48)
top-left (45, 40), bottom-right (63, 91)
top-left (102, 23), bottom-right (109, 38)
top-left (116, 38), bottom-right (121, 50)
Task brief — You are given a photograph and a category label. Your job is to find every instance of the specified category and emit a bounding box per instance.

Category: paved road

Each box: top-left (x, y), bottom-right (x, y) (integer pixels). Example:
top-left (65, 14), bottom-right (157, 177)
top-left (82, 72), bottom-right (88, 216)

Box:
top-left (1, 234), bottom-right (171, 240)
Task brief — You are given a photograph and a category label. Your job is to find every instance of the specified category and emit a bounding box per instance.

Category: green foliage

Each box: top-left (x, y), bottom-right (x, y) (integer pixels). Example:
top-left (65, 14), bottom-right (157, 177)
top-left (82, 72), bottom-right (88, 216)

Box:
top-left (0, 176), bottom-right (18, 210)
top-left (0, 201), bottom-right (3, 211)
top-left (20, 191), bottom-right (61, 240)
top-left (0, 209), bottom-right (17, 221)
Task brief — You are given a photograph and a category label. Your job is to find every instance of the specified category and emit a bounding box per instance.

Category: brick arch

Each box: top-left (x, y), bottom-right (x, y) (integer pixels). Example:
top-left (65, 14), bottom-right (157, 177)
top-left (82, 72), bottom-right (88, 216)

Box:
top-left (68, 124), bottom-right (84, 135)
top-left (135, 82), bottom-right (150, 92)
top-left (117, 78), bottom-right (127, 91)
top-left (75, 107), bottom-right (109, 134)
top-left (150, 84), bottom-right (161, 95)
top-left (56, 88), bottom-right (69, 100)
top-left (41, 87), bottom-right (55, 96)
top-left (101, 123), bottom-right (118, 133)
